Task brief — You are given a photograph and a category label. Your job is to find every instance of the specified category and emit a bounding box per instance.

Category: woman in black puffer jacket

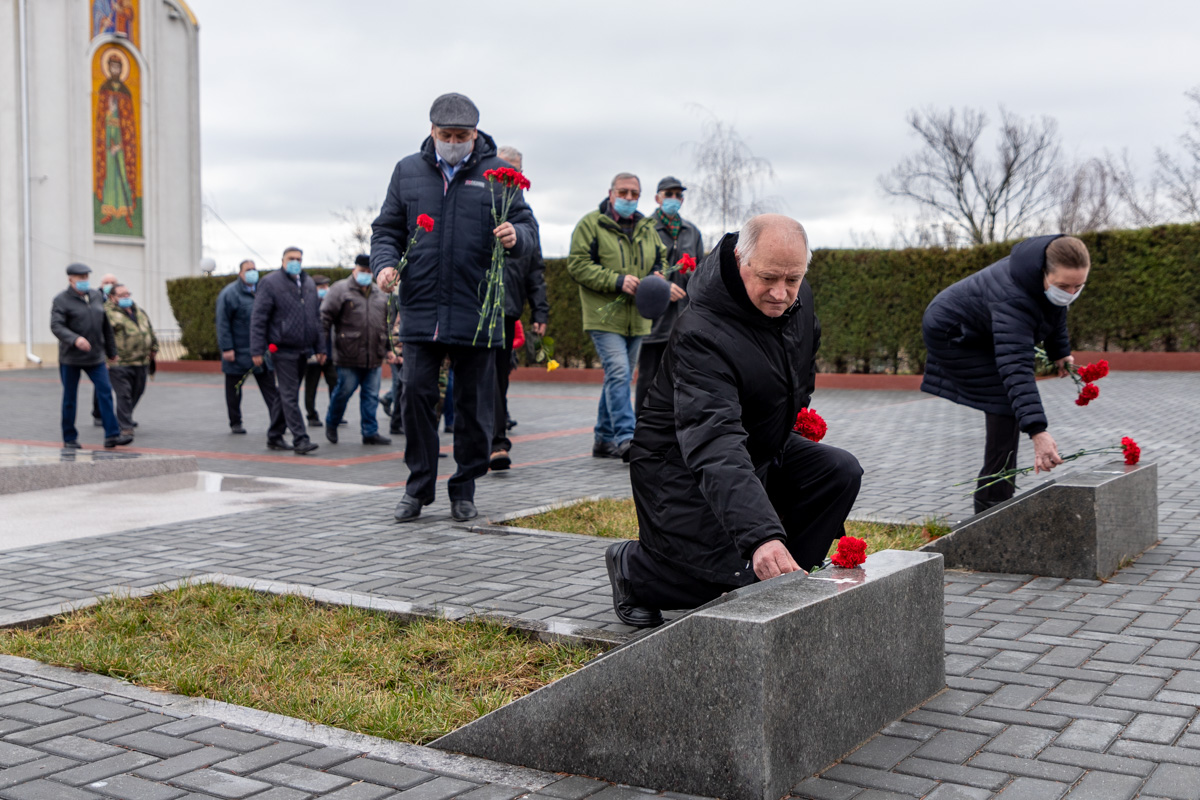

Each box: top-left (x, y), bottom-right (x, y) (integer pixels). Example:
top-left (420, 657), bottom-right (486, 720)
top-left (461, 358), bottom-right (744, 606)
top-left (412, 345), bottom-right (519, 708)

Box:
top-left (921, 235), bottom-right (1091, 513)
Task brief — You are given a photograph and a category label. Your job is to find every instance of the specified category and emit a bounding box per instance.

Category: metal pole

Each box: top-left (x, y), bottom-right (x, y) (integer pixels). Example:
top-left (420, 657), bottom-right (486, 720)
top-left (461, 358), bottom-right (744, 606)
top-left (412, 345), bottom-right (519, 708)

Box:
top-left (18, 0), bottom-right (42, 365)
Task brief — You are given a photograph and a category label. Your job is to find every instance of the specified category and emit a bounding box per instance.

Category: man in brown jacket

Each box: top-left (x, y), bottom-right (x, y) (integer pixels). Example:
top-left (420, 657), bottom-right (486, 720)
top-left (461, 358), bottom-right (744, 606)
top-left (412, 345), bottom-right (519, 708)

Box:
top-left (320, 255), bottom-right (392, 445)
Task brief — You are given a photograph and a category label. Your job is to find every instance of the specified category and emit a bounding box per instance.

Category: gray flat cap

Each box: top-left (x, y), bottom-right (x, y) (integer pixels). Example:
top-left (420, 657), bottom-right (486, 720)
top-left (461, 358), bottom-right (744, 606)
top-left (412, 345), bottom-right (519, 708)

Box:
top-left (66, 262), bottom-right (92, 276)
top-left (429, 93), bottom-right (479, 128)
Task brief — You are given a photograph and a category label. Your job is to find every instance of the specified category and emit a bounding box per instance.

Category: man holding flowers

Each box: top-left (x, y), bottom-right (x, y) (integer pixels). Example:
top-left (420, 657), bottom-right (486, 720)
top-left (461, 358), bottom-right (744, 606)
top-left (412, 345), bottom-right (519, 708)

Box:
top-left (371, 93), bottom-right (537, 524)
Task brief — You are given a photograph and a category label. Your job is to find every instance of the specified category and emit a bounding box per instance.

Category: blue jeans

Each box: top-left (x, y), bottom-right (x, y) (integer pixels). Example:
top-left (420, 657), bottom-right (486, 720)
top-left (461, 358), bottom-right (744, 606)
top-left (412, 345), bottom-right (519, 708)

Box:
top-left (61, 363), bottom-right (120, 441)
top-left (326, 366), bottom-right (382, 436)
top-left (589, 331), bottom-right (643, 445)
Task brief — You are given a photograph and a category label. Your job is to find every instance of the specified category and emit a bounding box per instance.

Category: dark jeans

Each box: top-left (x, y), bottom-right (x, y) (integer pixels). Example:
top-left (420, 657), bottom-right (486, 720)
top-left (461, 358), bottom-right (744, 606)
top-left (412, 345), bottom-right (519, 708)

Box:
top-left (61, 363), bottom-right (119, 441)
top-left (109, 364), bottom-right (147, 432)
top-left (224, 370), bottom-right (287, 440)
top-left (976, 412), bottom-right (1022, 514)
top-left (401, 342), bottom-right (495, 505)
top-left (273, 352), bottom-right (311, 442)
top-left (493, 317), bottom-right (518, 451)
top-left (626, 436), bottom-right (863, 611)
top-left (304, 359), bottom-right (337, 419)
top-left (327, 366), bottom-right (382, 436)
top-left (635, 341), bottom-right (666, 415)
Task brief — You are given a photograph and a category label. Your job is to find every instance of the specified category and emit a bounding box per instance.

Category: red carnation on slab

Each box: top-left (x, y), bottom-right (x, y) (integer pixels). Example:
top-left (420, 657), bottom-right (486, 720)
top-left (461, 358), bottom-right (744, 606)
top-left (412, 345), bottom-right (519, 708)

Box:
top-left (1078, 360), bottom-right (1109, 382)
top-left (1122, 437), bottom-right (1141, 465)
top-left (793, 408), bottom-right (827, 442)
top-left (417, 214), bottom-right (434, 233)
top-left (677, 253), bottom-right (697, 273)
top-left (267, 344), bottom-right (278, 354)
top-left (831, 536), bottom-right (867, 569)
top-left (1075, 382), bottom-right (1100, 406)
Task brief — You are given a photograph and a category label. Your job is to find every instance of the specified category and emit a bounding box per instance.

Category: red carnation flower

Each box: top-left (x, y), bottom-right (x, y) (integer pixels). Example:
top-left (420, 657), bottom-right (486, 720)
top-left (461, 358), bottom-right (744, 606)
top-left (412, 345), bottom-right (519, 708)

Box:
top-left (1078, 360), bottom-right (1109, 382)
top-left (793, 408), bottom-right (827, 442)
top-left (1075, 382), bottom-right (1100, 406)
top-left (677, 253), bottom-right (697, 273)
top-left (267, 344), bottom-right (278, 354)
top-left (1121, 436), bottom-right (1141, 465)
top-left (417, 214), bottom-right (434, 233)
top-left (831, 535), bottom-right (867, 569)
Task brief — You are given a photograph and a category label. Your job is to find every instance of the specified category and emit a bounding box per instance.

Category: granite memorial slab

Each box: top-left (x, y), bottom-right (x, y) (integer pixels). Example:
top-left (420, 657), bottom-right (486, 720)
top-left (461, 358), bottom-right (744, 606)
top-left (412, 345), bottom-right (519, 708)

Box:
top-left (0, 444), bottom-right (196, 495)
top-left (434, 549), bottom-right (945, 800)
top-left (921, 460), bottom-right (1157, 579)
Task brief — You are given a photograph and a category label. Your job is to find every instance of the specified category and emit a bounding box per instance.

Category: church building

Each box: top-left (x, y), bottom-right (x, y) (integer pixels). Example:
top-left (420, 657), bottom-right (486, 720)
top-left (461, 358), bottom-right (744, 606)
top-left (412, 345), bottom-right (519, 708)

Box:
top-left (0, 0), bottom-right (201, 365)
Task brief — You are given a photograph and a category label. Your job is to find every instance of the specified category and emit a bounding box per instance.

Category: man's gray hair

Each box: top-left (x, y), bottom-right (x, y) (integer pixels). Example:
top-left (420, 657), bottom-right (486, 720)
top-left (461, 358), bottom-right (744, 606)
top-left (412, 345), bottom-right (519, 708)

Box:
top-left (735, 215), bottom-right (813, 266)
top-left (611, 172), bottom-right (640, 188)
top-left (498, 146), bottom-right (522, 164)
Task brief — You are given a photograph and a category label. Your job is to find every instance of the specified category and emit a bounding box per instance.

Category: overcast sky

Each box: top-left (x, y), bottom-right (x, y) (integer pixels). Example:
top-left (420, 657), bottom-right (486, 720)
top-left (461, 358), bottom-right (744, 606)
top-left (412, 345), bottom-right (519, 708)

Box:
top-left (192, 0), bottom-right (1200, 271)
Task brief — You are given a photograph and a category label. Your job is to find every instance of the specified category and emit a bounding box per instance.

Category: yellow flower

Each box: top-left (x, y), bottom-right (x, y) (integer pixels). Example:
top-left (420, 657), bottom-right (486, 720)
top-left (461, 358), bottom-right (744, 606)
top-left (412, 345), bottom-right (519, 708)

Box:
top-left (546, 359), bottom-right (560, 372)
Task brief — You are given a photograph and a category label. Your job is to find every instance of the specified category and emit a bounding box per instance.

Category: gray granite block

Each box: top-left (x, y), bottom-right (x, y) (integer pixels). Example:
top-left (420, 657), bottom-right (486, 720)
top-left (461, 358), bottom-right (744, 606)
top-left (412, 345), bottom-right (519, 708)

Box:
top-left (0, 445), bottom-right (196, 495)
top-left (434, 550), bottom-right (945, 800)
top-left (921, 461), bottom-right (1157, 579)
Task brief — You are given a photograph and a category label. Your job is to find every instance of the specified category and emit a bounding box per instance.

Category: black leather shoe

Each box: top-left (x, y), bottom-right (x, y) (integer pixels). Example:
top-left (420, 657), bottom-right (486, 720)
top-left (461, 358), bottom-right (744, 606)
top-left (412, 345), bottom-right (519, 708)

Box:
top-left (325, 425), bottom-right (338, 444)
top-left (362, 433), bottom-right (392, 445)
top-left (267, 438), bottom-right (293, 451)
top-left (230, 423), bottom-right (247, 435)
top-left (615, 440), bottom-right (633, 463)
top-left (451, 500), bottom-right (478, 522)
top-left (592, 441), bottom-right (618, 458)
top-left (394, 495), bottom-right (423, 522)
top-left (63, 441), bottom-right (81, 450)
top-left (381, 396), bottom-right (393, 417)
top-left (307, 416), bottom-right (324, 428)
top-left (605, 541), bottom-right (664, 628)
top-left (293, 438), bottom-right (319, 455)
top-left (489, 450), bottom-right (512, 471)
top-left (103, 434), bottom-right (134, 448)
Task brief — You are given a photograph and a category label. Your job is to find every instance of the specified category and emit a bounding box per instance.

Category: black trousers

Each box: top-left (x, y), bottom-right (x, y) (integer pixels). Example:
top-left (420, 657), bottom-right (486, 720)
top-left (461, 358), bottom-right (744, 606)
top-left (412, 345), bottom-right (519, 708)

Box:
top-left (224, 370), bottom-right (287, 440)
top-left (635, 341), bottom-right (667, 415)
top-left (626, 436), bottom-right (863, 611)
top-left (108, 365), bottom-right (147, 432)
top-left (492, 317), bottom-right (518, 452)
top-left (304, 359), bottom-right (337, 419)
top-left (273, 353), bottom-right (311, 442)
top-left (976, 412), bottom-right (1022, 514)
top-left (402, 341), bottom-right (495, 504)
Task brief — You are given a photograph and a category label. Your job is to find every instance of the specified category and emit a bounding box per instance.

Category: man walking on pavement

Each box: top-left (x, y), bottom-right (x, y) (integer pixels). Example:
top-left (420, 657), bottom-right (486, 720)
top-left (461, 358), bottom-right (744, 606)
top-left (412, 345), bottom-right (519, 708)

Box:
top-left (372, 92), bottom-right (537, 523)
top-left (321, 255), bottom-right (392, 445)
top-left (216, 259), bottom-right (287, 441)
top-left (105, 283), bottom-right (157, 437)
top-left (250, 246), bottom-right (325, 455)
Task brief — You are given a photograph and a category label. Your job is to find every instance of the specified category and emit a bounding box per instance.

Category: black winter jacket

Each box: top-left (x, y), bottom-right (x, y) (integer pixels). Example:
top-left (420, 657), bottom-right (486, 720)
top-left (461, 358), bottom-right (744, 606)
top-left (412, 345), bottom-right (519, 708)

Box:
top-left (215, 279), bottom-right (263, 376)
top-left (249, 269), bottom-right (324, 358)
top-left (369, 131), bottom-right (537, 347)
top-left (503, 233), bottom-right (549, 323)
top-left (921, 235), bottom-right (1071, 435)
top-left (51, 287), bottom-right (116, 366)
top-left (644, 212), bottom-right (704, 345)
top-left (630, 232), bottom-right (820, 584)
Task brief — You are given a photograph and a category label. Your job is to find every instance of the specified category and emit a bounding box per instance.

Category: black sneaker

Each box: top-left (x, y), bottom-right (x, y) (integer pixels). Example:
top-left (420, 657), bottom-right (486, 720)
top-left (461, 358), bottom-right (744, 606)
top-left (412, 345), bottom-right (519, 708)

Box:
top-left (267, 438), bottom-right (293, 451)
top-left (63, 441), bottom-right (82, 450)
top-left (103, 434), bottom-right (134, 448)
top-left (293, 438), bottom-right (319, 455)
top-left (615, 440), bottom-right (633, 463)
top-left (230, 423), bottom-right (247, 435)
top-left (308, 416), bottom-right (324, 428)
top-left (362, 433), bottom-right (392, 445)
top-left (325, 425), bottom-right (338, 444)
top-left (604, 541), bottom-right (663, 628)
top-left (592, 441), bottom-right (618, 459)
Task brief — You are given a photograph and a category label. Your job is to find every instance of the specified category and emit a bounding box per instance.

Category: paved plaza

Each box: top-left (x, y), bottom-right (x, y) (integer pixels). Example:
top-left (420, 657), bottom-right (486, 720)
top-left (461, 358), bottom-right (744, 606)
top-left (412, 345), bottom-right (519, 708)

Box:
top-left (0, 368), bottom-right (1198, 798)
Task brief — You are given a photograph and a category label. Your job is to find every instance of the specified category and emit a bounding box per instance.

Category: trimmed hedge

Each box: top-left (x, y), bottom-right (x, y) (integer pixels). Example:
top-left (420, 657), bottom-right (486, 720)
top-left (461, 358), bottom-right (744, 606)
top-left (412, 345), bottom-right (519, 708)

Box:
top-left (169, 224), bottom-right (1200, 370)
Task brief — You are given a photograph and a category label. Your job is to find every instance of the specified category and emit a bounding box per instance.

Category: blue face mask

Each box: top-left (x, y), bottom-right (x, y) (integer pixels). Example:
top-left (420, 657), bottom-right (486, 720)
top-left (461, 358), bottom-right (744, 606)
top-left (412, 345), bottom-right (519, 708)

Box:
top-left (285, 260), bottom-right (303, 276)
top-left (317, 288), bottom-right (328, 299)
top-left (117, 297), bottom-right (133, 308)
top-left (661, 198), bottom-right (682, 216)
top-left (243, 269), bottom-right (259, 285)
top-left (101, 283), bottom-right (114, 295)
top-left (75, 280), bottom-right (91, 292)
top-left (613, 198), bottom-right (638, 218)
top-left (355, 271), bottom-right (373, 287)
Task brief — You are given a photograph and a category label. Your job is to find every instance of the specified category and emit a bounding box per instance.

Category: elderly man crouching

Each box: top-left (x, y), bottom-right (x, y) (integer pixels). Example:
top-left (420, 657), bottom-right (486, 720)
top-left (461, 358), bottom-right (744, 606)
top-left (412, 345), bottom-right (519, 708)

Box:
top-left (606, 214), bottom-right (863, 628)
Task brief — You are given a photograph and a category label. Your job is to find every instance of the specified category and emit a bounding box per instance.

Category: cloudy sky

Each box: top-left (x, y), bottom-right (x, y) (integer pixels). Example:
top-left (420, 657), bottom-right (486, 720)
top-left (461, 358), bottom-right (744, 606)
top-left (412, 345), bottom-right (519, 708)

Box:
top-left (192, 0), bottom-right (1199, 271)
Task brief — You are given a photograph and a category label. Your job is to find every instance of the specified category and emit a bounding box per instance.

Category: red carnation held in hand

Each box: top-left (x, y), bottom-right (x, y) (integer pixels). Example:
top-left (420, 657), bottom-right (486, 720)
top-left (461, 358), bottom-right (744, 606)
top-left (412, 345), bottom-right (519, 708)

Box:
top-left (1075, 382), bottom-right (1100, 406)
top-left (1121, 437), bottom-right (1141, 465)
top-left (831, 535), bottom-right (867, 569)
top-left (677, 253), bottom-right (697, 273)
top-left (483, 167), bottom-right (531, 191)
top-left (267, 344), bottom-right (278, 354)
top-left (416, 214), bottom-right (434, 233)
top-left (794, 408), bottom-right (827, 442)
top-left (1078, 360), bottom-right (1109, 382)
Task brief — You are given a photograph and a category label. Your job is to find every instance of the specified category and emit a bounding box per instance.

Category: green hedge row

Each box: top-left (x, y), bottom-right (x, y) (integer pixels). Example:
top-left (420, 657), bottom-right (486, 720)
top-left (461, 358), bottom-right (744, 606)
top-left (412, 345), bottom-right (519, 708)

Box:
top-left (169, 224), bottom-right (1200, 370)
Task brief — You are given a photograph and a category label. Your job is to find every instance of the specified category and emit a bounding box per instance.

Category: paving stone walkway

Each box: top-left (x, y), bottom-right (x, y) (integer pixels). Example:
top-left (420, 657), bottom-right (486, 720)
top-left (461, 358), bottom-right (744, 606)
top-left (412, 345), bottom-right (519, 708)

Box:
top-left (0, 368), bottom-right (1198, 798)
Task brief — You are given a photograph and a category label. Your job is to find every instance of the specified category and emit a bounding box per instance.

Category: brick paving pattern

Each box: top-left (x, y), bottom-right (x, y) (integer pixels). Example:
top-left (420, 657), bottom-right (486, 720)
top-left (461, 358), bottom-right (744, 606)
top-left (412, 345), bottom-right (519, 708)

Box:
top-left (0, 368), bottom-right (1198, 797)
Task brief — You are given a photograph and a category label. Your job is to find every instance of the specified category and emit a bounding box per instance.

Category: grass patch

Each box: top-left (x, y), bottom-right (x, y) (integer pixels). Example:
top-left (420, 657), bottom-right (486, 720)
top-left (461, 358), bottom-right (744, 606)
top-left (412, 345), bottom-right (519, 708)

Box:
top-left (506, 498), bottom-right (948, 557)
top-left (0, 583), bottom-right (602, 744)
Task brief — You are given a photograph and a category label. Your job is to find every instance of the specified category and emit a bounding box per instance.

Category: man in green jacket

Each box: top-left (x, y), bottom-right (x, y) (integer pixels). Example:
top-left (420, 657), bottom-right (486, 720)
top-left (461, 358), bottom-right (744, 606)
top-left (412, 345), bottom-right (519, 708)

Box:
top-left (567, 173), bottom-right (666, 461)
top-left (106, 283), bottom-right (158, 437)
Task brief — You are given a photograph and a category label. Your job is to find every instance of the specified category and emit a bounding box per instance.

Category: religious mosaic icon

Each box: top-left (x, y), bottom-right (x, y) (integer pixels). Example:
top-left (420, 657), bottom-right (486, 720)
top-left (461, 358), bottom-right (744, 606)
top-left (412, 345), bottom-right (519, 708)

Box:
top-left (92, 0), bottom-right (139, 48)
top-left (92, 45), bottom-right (142, 237)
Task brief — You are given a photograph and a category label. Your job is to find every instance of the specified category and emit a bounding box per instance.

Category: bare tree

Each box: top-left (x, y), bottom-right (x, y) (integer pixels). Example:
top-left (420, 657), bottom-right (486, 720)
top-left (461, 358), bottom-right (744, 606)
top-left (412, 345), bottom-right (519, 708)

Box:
top-left (1104, 150), bottom-right (1166, 228)
top-left (689, 111), bottom-right (777, 235)
top-left (880, 106), bottom-right (1063, 245)
top-left (1156, 86), bottom-right (1200, 221)
top-left (330, 204), bottom-right (378, 267)
top-left (1056, 158), bottom-right (1118, 234)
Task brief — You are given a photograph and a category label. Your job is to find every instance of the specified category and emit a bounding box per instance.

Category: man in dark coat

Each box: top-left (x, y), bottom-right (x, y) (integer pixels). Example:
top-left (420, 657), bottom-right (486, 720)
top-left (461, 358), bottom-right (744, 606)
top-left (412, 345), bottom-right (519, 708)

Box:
top-left (922, 235), bottom-right (1091, 513)
top-left (216, 259), bottom-right (286, 442)
top-left (371, 93), bottom-right (537, 523)
top-left (606, 215), bottom-right (864, 628)
top-left (250, 246), bottom-right (326, 455)
top-left (50, 262), bottom-right (132, 449)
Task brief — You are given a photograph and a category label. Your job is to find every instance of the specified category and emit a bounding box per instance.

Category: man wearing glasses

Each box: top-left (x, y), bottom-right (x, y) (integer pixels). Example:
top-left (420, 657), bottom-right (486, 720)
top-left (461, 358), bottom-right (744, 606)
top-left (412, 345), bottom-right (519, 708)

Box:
top-left (567, 173), bottom-right (666, 462)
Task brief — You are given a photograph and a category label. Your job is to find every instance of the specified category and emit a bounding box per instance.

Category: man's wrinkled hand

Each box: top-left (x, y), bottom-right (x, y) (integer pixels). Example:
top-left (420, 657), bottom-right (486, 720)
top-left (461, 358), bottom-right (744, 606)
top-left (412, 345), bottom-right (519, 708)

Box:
top-left (222, 350), bottom-right (236, 362)
top-left (74, 337), bottom-right (91, 353)
top-left (752, 540), bottom-right (805, 581)
top-left (376, 267), bottom-right (398, 292)
top-left (532, 322), bottom-right (547, 336)
top-left (252, 355), bottom-right (263, 367)
top-left (494, 221), bottom-right (517, 249)
top-left (1032, 431), bottom-right (1063, 474)
top-left (316, 353), bottom-right (327, 365)
top-left (621, 275), bottom-right (641, 296)
top-left (669, 283), bottom-right (687, 302)
top-left (1055, 354), bottom-right (1075, 377)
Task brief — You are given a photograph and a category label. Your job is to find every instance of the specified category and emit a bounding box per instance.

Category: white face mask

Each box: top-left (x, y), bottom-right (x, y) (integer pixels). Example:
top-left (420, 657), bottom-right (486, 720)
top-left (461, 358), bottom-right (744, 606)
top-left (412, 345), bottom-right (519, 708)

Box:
top-left (1044, 283), bottom-right (1083, 307)
top-left (435, 138), bottom-right (473, 166)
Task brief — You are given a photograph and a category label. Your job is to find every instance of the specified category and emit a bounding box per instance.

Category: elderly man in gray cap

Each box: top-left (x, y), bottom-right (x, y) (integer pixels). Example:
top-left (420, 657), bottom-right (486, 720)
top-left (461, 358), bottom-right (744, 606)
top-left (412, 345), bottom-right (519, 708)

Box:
top-left (371, 92), bottom-right (537, 524)
top-left (50, 263), bottom-right (132, 449)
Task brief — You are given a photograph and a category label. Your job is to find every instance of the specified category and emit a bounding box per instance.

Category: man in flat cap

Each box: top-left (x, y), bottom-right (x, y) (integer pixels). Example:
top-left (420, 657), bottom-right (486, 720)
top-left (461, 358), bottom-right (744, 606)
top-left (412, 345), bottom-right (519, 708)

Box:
top-left (50, 263), bottom-right (132, 449)
top-left (372, 92), bottom-right (537, 523)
